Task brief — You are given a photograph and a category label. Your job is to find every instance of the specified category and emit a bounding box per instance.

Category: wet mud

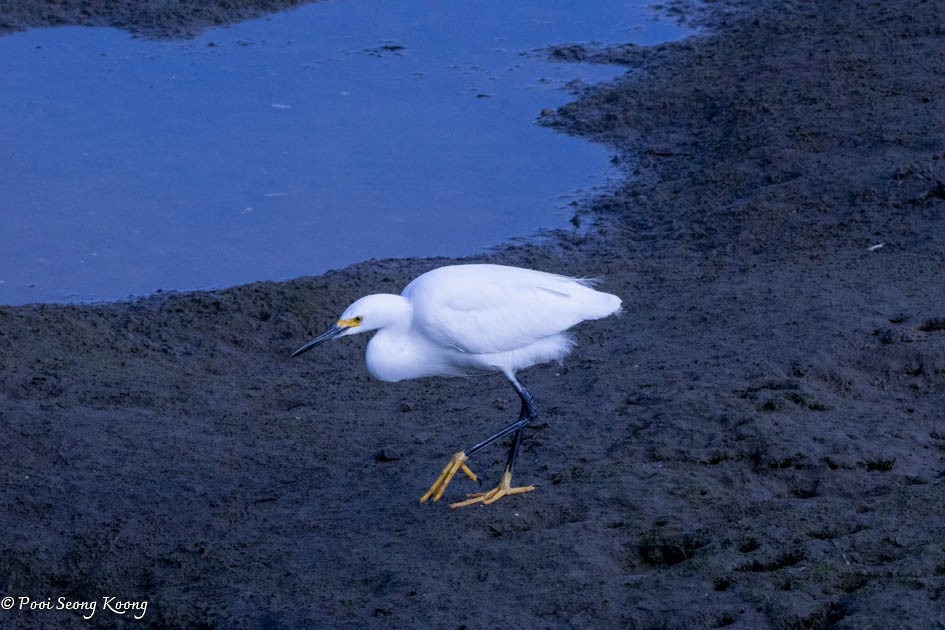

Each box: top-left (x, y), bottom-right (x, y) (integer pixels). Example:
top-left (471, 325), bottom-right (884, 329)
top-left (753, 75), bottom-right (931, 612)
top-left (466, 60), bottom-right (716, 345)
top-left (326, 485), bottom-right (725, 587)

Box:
top-left (0, 0), bottom-right (314, 38)
top-left (2, 0), bottom-right (944, 627)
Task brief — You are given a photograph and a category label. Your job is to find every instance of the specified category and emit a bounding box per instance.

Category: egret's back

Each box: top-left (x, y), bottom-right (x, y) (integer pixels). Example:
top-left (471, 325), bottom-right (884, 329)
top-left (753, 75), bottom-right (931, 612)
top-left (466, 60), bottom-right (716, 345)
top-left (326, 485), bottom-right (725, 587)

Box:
top-left (402, 264), bottom-right (621, 357)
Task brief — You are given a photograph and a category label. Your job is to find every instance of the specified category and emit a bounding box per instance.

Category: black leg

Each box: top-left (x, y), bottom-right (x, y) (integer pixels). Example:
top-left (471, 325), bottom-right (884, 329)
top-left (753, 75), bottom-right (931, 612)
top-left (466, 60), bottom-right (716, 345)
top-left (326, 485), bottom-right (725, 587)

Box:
top-left (446, 375), bottom-right (539, 507)
top-left (508, 375), bottom-right (538, 418)
top-left (421, 375), bottom-right (540, 506)
top-left (464, 375), bottom-right (537, 459)
top-left (502, 376), bottom-right (538, 474)
top-left (504, 426), bottom-right (524, 472)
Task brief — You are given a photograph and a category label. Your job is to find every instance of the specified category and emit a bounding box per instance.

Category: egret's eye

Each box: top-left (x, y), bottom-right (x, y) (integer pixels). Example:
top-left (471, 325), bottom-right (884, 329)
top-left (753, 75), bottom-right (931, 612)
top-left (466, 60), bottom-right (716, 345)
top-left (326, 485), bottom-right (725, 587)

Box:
top-left (337, 315), bottom-right (363, 328)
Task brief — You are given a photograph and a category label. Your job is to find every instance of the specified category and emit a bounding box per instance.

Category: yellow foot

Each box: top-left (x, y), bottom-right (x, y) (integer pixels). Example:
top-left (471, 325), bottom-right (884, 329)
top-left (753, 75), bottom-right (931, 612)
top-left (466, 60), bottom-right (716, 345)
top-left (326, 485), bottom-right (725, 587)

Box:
top-left (419, 451), bottom-right (478, 503)
top-left (450, 470), bottom-right (535, 508)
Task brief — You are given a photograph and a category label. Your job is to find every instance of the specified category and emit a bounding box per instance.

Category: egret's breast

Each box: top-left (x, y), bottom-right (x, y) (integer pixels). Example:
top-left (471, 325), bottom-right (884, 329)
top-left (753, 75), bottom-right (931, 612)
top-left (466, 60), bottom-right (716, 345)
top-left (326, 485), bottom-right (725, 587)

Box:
top-left (366, 328), bottom-right (475, 382)
top-left (363, 329), bottom-right (431, 382)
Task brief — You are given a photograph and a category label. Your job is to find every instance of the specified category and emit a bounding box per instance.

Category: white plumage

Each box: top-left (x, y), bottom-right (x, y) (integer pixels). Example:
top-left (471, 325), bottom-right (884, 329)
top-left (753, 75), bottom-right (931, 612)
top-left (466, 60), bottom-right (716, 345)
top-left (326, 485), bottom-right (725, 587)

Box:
top-left (404, 264), bottom-right (619, 355)
top-left (291, 263), bottom-right (621, 507)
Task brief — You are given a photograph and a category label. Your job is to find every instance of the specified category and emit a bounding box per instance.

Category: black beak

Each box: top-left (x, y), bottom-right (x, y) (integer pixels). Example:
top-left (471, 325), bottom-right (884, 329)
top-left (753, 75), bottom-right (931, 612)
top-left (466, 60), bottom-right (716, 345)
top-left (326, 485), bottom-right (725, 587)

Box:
top-left (290, 325), bottom-right (345, 358)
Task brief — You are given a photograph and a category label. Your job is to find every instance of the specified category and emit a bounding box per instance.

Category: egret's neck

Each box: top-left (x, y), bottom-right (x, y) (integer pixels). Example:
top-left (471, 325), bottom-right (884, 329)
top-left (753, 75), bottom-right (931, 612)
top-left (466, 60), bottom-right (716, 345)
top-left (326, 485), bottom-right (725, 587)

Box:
top-left (364, 295), bottom-right (418, 382)
top-left (367, 293), bottom-right (412, 331)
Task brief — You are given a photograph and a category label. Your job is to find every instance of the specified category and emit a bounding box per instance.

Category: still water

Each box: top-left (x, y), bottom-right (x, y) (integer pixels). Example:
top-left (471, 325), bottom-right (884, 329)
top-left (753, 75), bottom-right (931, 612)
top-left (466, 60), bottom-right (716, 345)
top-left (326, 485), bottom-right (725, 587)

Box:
top-left (0, 1), bottom-right (690, 304)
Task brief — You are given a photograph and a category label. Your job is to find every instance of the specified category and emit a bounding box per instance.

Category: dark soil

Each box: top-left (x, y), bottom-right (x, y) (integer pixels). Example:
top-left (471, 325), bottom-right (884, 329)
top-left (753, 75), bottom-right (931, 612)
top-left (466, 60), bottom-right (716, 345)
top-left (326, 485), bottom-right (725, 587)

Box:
top-left (0, 0), bottom-right (315, 38)
top-left (2, 1), bottom-right (945, 628)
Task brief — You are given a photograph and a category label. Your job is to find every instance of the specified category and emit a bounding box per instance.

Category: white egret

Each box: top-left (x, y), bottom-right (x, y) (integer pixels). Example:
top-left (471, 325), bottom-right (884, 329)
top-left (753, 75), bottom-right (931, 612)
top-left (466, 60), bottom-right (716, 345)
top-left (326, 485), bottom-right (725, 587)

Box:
top-left (291, 264), bottom-right (621, 508)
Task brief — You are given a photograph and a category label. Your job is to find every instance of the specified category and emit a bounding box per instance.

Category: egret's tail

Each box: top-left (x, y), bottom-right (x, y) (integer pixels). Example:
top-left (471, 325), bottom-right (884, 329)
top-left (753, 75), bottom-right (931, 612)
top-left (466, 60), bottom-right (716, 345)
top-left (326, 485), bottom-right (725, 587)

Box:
top-left (571, 281), bottom-right (622, 321)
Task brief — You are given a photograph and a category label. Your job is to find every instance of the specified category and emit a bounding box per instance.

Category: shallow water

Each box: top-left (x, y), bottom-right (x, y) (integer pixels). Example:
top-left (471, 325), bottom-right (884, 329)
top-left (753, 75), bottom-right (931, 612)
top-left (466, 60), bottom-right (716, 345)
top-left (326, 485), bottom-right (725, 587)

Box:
top-left (0, 1), bottom-right (690, 305)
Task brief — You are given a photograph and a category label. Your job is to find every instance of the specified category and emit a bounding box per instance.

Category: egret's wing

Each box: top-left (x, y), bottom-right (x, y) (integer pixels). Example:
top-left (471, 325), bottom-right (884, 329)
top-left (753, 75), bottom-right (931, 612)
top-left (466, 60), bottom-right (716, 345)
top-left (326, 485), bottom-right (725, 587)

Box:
top-left (403, 265), bottom-right (620, 355)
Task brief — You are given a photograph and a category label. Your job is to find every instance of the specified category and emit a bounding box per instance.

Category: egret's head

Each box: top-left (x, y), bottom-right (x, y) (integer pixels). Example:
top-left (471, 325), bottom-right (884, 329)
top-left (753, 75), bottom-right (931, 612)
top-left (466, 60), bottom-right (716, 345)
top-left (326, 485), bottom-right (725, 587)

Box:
top-left (289, 294), bottom-right (410, 358)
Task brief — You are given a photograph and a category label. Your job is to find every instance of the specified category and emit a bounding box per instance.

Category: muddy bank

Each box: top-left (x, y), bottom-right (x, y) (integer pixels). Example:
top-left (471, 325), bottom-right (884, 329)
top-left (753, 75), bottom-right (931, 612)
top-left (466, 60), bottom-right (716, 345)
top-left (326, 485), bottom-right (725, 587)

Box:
top-left (2, 1), bottom-right (944, 628)
top-left (0, 0), bottom-right (316, 38)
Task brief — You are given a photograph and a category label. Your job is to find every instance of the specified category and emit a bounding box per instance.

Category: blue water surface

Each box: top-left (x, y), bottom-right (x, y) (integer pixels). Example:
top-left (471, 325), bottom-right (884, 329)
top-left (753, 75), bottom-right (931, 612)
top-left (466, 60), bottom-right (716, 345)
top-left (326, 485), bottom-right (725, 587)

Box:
top-left (0, 1), bottom-right (691, 304)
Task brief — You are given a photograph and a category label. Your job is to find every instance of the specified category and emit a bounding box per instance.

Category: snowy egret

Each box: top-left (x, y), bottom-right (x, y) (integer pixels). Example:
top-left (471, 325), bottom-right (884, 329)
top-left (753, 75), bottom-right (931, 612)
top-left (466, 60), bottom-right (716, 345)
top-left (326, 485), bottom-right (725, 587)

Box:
top-left (291, 264), bottom-right (621, 508)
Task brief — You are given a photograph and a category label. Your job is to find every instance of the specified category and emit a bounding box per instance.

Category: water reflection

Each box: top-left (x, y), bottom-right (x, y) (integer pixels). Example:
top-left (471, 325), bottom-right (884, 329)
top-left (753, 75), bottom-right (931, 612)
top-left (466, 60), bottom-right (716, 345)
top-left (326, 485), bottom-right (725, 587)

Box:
top-left (0, 1), bottom-right (690, 304)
